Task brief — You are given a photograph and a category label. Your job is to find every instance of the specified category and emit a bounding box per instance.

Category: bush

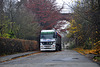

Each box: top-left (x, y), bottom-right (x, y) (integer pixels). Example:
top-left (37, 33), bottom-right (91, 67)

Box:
top-left (0, 37), bottom-right (39, 56)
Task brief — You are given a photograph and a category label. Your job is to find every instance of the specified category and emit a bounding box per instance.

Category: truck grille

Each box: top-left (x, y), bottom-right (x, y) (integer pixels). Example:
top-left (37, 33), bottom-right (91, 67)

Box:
top-left (42, 42), bottom-right (53, 45)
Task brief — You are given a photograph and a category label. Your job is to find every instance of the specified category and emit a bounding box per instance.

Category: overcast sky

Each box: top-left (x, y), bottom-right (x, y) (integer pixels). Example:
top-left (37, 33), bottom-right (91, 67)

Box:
top-left (18, 0), bottom-right (74, 13)
top-left (56, 0), bottom-right (74, 13)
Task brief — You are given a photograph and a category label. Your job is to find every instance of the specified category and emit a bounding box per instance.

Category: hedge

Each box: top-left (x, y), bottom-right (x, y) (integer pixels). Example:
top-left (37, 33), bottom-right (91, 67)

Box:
top-left (0, 37), bottom-right (39, 55)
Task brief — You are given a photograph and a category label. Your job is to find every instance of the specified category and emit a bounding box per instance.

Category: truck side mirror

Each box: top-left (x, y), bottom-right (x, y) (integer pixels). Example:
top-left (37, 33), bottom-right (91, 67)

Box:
top-left (53, 34), bottom-right (57, 38)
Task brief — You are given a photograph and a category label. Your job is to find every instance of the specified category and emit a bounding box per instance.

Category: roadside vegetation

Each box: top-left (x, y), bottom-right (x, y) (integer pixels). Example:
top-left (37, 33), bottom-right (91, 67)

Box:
top-left (0, 0), bottom-right (100, 62)
top-left (0, 0), bottom-right (62, 56)
top-left (66, 0), bottom-right (100, 62)
top-left (0, 0), bottom-right (62, 40)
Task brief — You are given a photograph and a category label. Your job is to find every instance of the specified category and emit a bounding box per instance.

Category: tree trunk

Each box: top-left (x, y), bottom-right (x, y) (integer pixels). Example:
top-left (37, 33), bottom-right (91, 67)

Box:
top-left (98, 0), bottom-right (100, 10)
top-left (0, 0), bottom-right (4, 36)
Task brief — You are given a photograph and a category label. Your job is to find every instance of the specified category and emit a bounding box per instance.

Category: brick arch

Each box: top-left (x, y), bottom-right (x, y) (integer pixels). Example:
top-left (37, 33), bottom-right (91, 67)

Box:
top-left (60, 13), bottom-right (73, 21)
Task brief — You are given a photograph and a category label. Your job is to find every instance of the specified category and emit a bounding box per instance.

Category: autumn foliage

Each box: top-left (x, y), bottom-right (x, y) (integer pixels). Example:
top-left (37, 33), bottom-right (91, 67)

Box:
top-left (26, 0), bottom-right (61, 29)
top-left (67, 0), bottom-right (100, 57)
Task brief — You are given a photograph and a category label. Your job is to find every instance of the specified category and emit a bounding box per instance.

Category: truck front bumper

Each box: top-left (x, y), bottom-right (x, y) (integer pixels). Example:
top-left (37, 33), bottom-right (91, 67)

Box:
top-left (40, 48), bottom-right (56, 51)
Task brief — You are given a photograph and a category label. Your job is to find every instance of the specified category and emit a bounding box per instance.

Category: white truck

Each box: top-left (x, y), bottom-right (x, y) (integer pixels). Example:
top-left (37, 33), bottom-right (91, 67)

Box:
top-left (40, 30), bottom-right (62, 51)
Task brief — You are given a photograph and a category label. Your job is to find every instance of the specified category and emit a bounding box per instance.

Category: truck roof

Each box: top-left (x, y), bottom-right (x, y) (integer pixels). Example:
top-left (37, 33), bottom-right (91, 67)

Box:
top-left (41, 30), bottom-right (55, 32)
top-left (41, 30), bottom-right (61, 38)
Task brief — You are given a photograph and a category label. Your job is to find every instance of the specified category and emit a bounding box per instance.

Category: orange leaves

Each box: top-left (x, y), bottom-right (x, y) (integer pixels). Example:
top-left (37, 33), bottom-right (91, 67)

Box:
top-left (78, 36), bottom-right (82, 40)
top-left (74, 47), bottom-right (100, 62)
top-left (94, 41), bottom-right (100, 46)
top-left (69, 19), bottom-right (82, 35)
top-left (74, 48), bottom-right (85, 55)
top-left (74, 41), bottom-right (100, 56)
top-left (94, 41), bottom-right (100, 54)
top-left (74, 47), bottom-right (100, 55)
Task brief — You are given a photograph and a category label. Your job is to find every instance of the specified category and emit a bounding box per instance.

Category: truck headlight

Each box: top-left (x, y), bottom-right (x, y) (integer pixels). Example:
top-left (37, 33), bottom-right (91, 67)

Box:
top-left (40, 45), bottom-right (43, 48)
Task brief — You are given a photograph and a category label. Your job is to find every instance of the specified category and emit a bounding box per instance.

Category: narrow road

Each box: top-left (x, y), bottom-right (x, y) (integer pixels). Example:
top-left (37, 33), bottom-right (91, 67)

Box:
top-left (0, 50), bottom-right (99, 67)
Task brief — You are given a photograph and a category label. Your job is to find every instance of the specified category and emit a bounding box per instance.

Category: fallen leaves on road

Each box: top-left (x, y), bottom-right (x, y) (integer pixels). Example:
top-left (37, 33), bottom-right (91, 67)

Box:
top-left (74, 48), bottom-right (100, 62)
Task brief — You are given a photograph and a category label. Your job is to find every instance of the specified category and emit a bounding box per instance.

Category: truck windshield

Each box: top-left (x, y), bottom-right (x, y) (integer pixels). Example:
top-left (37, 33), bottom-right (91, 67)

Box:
top-left (41, 33), bottom-right (55, 39)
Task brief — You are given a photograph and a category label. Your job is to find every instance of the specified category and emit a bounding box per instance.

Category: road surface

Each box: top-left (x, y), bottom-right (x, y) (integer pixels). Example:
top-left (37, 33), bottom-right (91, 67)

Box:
top-left (0, 50), bottom-right (99, 67)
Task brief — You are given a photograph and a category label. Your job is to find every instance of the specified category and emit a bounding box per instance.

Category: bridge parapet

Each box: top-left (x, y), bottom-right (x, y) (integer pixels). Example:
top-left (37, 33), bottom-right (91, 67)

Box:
top-left (60, 13), bottom-right (73, 21)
